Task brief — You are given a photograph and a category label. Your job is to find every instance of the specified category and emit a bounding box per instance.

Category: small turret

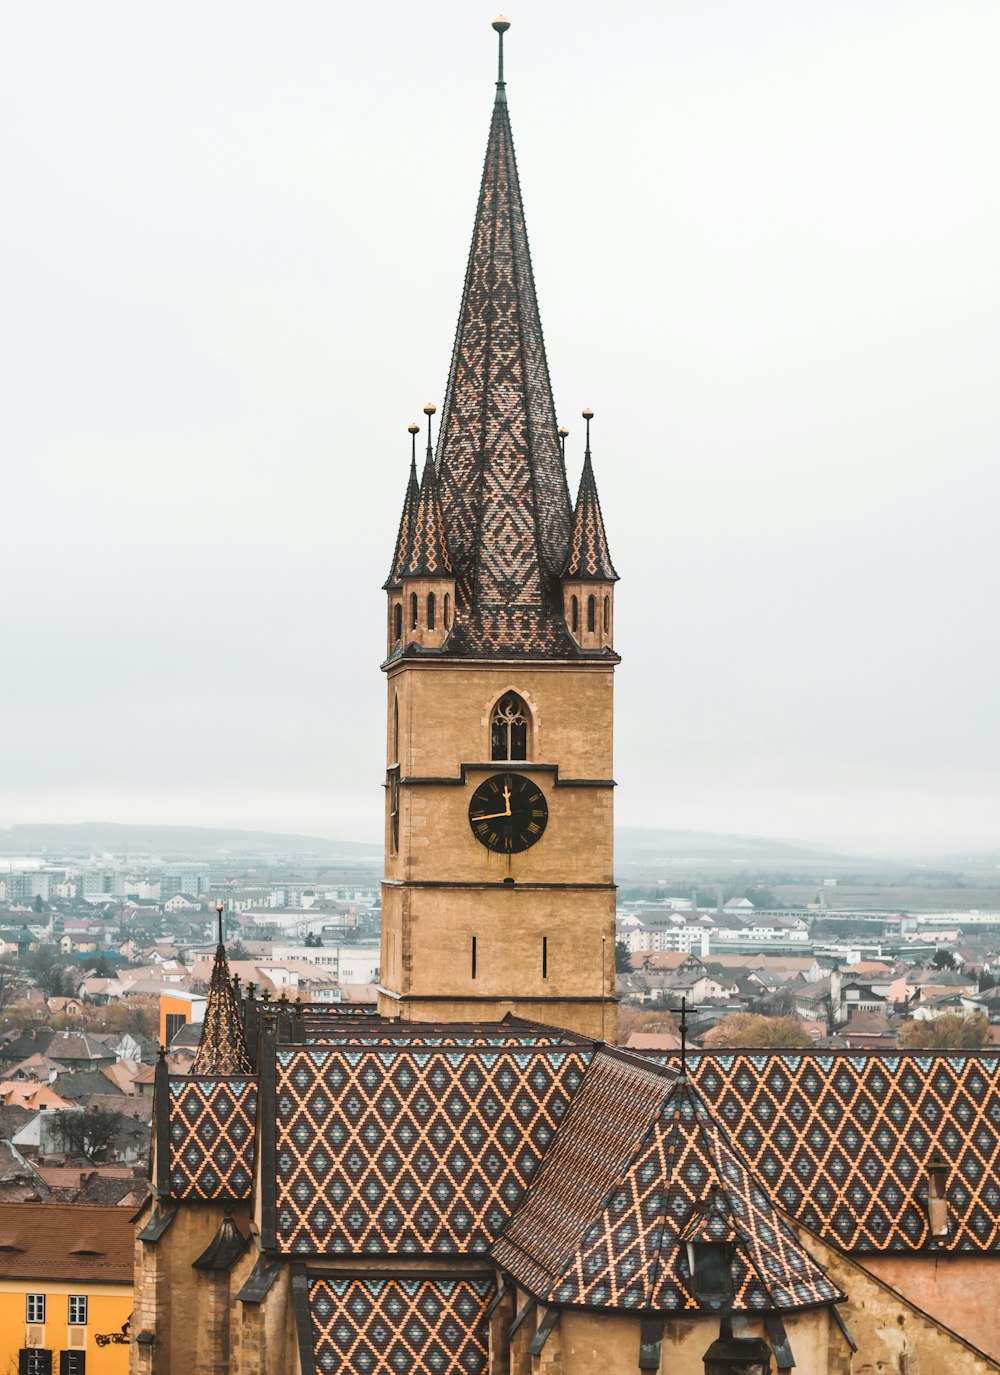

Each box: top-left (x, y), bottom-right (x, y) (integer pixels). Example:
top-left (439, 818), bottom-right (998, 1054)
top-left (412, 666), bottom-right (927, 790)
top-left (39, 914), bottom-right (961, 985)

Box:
top-left (397, 404), bottom-right (456, 651)
top-left (562, 409), bottom-right (618, 650)
top-left (384, 423), bottom-right (421, 653)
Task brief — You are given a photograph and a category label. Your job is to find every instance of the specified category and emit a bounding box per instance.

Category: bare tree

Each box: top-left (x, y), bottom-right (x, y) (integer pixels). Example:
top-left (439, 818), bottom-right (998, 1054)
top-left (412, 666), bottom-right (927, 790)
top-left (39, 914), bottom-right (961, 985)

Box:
top-left (52, 1107), bottom-right (127, 1162)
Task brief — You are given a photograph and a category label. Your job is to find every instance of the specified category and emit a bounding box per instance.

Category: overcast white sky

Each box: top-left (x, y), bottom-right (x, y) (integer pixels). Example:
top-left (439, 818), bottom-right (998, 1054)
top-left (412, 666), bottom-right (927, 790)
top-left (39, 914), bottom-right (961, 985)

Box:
top-left (2, 1), bottom-right (998, 856)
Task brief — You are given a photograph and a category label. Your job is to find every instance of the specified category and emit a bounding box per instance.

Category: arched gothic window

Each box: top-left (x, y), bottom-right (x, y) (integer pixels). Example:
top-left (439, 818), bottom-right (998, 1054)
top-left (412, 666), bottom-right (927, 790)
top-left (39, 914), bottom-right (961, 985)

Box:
top-left (392, 695), bottom-right (399, 763)
top-left (427, 592), bottom-right (435, 631)
top-left (587, 595), bottom-right (596, 632)
top-left (444, 593), bottom-right (451, 629)
top-left (571, 595), bottom-right (578, 632)
top-left (603, 595), bottom-right (610, 634)
top-left (410, 592), bottom-right (418, 631)
top-left (491, 692), bottom-right (529, 761)
top-left (394, 603), bottom-right (402, 642)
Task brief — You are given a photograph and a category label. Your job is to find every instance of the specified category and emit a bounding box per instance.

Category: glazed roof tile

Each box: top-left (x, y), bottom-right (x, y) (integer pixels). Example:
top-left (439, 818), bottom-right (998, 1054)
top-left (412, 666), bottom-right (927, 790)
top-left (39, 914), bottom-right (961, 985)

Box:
top-left (308, 1276), bottom-right (493, 1375)
top-left (166, 1074), bottom-right (256, 1201)
top-left (191, 942), bottom-right (252, 1075)
top-left (492, 1050), bottom-right (840, 1314)
top-left (563, 449), bottom-right (618, 581)
top-left (383, 449), bottom-right (420, 590)
top-left (402, 450), bottom-right (452, 578)
top-left (273, 1042), bottom-right (590, 1255)
top-left (432, 72), bottom-right (574, 655)
top-left (684, 1050), bottom-right (1000, 1253)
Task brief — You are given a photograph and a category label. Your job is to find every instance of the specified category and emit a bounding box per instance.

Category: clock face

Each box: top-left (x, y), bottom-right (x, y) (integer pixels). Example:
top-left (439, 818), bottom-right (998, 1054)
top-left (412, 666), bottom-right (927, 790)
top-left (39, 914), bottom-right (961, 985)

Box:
top-left (468, 772), bottom-right (548, 854)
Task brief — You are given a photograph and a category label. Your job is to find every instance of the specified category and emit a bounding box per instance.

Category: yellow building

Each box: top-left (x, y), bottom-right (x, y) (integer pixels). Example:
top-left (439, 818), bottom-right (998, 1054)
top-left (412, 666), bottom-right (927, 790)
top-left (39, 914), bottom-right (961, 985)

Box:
top-left (0, 1201), bottom-right (133, 1375)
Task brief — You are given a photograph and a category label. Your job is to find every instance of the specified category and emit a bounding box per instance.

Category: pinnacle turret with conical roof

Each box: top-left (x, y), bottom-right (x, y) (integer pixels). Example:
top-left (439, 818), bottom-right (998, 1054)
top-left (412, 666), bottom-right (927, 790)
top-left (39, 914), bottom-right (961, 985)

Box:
top-left (191, 904), bottom-right (252, 1075)
top-left (383, 423), bottom-right (421, 591)
top-left (564, 410), bottom-right (618, 583)
top-left (403, 406), bottom-right (452, 579)
top-left (562, 409), bottom-right (617, 650)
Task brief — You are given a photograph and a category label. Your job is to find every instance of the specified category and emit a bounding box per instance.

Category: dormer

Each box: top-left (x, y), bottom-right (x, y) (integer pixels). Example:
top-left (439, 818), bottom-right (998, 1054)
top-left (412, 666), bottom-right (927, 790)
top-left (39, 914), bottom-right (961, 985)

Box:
top-left (562, 409), bottom-right (618, 651)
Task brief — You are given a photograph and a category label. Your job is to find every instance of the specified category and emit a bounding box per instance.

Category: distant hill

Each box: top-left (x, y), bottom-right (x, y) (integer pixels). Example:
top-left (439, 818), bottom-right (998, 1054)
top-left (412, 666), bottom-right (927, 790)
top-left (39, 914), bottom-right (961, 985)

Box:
top-left (0, 823), bottom-right (380, 861)
top-left (614, 826), bottom-right (872, 868)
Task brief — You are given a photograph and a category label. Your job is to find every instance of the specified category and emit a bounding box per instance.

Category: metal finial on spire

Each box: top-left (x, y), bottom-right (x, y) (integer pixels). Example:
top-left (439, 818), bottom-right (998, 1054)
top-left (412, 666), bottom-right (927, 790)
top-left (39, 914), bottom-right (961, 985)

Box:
top-left (216, 901), bottom-right (224, 946)
top-left (492, 16), bottom-right (510, 101)
top-left (558, 426), bottom-right (569, 463)
top-left (492, 17), bottom-right (510, 78)
top-left (407, 422), bottom-right (419, 472)
top-left (679, 995), bottom-right (689, 1077)
top-left (582, 408), bottom-right (593, 456)
top-left (423, 403), bottom-right (436, 457)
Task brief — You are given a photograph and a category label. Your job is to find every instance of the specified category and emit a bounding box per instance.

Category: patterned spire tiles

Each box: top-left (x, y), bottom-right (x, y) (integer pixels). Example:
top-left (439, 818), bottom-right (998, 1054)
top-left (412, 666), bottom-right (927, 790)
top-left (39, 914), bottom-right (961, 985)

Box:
top-left (273, 1044), bottom-right (591, 1255)
top-left (403, 451), bottom-right (452, 578)
top-left (492, 1051), bottom-right (842, 1314)
top-left (309, 1276), bottom-right (494, 1375)
top-left (191, 941), bottom-right (252, 1075)
top-left (564, 450), bottom-right (618, 581)
top-left (384, 452), bottom-right (420, 589)
top-left (434, 86), bottom-right (573, 653)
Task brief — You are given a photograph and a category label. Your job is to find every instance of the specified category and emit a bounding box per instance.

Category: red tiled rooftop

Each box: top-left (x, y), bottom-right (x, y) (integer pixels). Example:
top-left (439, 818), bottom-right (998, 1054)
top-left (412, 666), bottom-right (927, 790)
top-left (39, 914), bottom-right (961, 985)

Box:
top-left (0, 1201), bottom-right (134, 1283)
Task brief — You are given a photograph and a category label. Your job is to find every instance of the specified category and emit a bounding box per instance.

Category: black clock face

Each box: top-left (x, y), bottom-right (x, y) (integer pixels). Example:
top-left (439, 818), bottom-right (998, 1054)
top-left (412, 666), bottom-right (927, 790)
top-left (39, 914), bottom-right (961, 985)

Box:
top-left (468, 772), bottom-right (548, 854)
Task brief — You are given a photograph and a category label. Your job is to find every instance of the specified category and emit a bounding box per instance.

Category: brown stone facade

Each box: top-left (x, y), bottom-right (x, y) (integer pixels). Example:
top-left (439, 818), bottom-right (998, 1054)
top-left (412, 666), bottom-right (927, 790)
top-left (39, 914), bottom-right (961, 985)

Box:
top-left (379, 660), bottom-right (617, 1039)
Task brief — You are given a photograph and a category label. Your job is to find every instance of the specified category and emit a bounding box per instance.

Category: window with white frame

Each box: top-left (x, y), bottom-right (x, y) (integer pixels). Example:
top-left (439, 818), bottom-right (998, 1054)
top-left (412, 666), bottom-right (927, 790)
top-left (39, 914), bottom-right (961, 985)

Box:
top-left (26, 1293), bottom-right (45, 1323)
top-left (68, 1295), bottom-right (88, 1325)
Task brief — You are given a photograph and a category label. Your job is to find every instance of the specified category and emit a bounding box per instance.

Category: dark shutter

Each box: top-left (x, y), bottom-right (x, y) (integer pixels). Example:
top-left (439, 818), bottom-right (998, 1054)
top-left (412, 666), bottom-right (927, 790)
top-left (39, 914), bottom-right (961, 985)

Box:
top-left (40, 1353), bottom-right (53, 1375)
top-left (18, 1351), bottom-right (29, 1375)
top-left (59, 1355), bottom-right (83, 1375)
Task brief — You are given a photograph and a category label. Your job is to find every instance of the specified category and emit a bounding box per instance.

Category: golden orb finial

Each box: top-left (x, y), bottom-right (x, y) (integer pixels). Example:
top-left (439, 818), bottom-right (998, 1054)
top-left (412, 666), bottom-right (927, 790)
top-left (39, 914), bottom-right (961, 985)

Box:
top-left (407, 423), bottom-right (420, 434)
top-left (423, 402), bottom-right (437, 416)
top-left (582, 408), bottom-right (594, 421)
top-left (492, 15), bottom-right (511, 34)
top-left (558, 426), bottom-right (570, 438)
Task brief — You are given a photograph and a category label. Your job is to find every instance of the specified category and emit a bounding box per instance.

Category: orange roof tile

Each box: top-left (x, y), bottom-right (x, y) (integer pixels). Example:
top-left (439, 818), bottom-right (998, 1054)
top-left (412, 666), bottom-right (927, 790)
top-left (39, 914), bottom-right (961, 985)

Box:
top-left (0, 1201), bottom-right (134, 1283)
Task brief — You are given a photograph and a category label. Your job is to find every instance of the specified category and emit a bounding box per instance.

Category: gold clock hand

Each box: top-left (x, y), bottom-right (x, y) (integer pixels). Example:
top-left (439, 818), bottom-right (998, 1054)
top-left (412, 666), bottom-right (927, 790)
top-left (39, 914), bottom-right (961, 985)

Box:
top-left (472, 809), bottom-right (510, 821)
top-left (501, 785), bottom-right (512, 815)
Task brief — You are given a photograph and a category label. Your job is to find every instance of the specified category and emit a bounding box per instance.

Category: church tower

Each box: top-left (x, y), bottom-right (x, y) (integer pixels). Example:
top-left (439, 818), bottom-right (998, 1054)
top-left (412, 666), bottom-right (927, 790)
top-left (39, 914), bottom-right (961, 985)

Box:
top-left (379, 19), bottom-right (619, 1039)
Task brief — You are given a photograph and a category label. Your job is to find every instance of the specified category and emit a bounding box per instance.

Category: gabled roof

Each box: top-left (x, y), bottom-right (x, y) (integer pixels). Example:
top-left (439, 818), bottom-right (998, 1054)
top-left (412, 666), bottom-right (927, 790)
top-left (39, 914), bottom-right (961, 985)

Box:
top-left (492, 1049), bottom-right (840, 1314)
top-left (563, 445), bottom-right (618, 582)
top-left (191, 942), bottom-right (252, 1075)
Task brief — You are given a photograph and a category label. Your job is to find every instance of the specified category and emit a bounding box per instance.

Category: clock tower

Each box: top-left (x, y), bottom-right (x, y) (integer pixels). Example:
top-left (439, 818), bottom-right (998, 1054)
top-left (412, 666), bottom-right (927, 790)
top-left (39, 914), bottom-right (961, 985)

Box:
top-left (378, 20), bottom-right (619, 1040)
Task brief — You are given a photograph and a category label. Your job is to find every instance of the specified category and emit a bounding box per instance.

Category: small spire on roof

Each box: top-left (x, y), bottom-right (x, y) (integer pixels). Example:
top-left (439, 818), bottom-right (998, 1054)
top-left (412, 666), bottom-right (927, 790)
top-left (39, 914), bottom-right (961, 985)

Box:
top-left (563, 409), bottom-right (619, 582)
top-left (383, 424), bottom-right (422, 590)
top-left (403, 404), bottom-right (452, 578)
top-left (558, 426), bottom-right (569, 463)
top-left (492, 16), bottom-right (511, 100)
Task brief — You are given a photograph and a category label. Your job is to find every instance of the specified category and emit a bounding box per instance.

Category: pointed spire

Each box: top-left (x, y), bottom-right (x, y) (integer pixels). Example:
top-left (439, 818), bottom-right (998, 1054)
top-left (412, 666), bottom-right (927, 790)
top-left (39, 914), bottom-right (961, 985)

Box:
top-left (403, 404), bottom-right (452, 577)
top-left (563, 409), bottom-right (619, 581)
top-left (383, 424), bottom-right (421, 590)
top-left (435, 18), bottom-right (575, 653)
top-left (191, 903), bottom-right (252, 1075)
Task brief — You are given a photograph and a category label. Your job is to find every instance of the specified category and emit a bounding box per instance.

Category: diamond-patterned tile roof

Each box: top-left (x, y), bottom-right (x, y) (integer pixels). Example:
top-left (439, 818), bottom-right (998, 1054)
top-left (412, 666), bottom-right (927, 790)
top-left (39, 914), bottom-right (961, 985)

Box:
top-left (563, 448), bottom-right (618, 582)
top-left (492, 1050), bottom-right (841, 1314)
top-left (273, 1043), bottom-right (591, 1255)
top-left (309, 1276), bottom-right (493, 1375)
top-left (682, 1051), bottom-right (1000, 1253)
top-left (167, 1075), bottom-right (257, 1200)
